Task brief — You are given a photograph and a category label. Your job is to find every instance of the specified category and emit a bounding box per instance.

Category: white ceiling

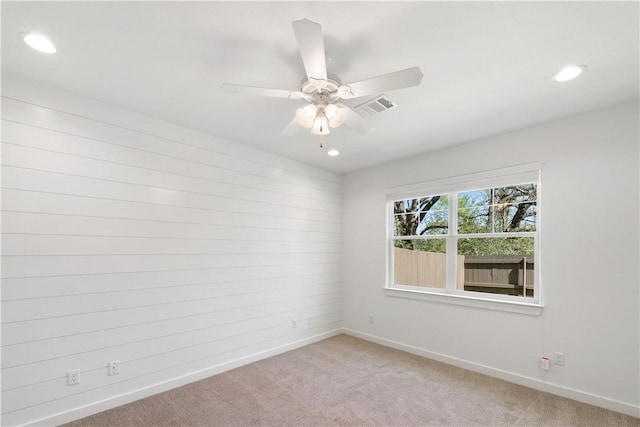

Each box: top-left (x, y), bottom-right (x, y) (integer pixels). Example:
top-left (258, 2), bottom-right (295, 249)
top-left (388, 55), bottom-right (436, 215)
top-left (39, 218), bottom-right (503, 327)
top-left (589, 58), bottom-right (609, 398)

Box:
top-left (2, 1), bottom-right (638, 174)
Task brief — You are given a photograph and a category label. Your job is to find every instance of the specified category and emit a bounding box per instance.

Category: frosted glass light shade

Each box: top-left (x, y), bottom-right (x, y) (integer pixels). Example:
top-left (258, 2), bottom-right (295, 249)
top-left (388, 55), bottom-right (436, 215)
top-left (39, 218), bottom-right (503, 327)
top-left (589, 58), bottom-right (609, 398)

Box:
top-left (325, 103), bottom-right (346, 128)
top-left (296, 104), bottom-right (318, 128)
top-left (310, 112), bottom-right (330, 135)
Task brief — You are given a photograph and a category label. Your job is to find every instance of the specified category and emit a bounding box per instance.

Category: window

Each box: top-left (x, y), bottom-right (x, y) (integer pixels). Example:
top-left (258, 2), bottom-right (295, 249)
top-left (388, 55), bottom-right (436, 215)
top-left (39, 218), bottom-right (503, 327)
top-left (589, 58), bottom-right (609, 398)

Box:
top-left (387, 164), bottom-right (541, 309)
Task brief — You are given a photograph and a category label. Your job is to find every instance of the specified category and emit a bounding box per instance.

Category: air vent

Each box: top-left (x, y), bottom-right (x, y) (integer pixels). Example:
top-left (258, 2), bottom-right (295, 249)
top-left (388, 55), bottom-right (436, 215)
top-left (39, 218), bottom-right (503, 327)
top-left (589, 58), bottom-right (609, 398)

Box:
top-left (356, 95), bottom-right (398, 116)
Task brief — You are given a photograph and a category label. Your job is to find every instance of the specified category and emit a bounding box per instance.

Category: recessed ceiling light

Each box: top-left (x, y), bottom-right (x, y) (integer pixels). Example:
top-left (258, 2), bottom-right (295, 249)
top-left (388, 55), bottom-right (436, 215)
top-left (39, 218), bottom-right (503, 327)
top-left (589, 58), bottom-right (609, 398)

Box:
top-left (21, 32), bottom-right (56, 54)
top-left (327, 149), bottom-right (340, 157)
top-left (553, 65), bottom-right (586, 82)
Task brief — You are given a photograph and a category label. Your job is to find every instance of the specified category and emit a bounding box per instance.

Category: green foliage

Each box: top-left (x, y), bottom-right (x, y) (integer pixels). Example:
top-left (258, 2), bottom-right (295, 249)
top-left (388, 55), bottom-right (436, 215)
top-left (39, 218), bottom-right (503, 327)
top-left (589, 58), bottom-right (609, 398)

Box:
top-left (395, 238), bottom-right (445, 253)
top-left (457, 237), bottom-right (534, 256)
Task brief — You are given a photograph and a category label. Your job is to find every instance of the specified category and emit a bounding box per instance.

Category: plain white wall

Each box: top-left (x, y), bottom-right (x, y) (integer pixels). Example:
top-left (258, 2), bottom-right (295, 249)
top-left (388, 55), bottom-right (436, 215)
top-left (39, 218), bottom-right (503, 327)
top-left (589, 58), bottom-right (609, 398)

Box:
top-left (1, 74), bottom-right (343, 426)
top-left (342, 101), bottom-right (640, 415)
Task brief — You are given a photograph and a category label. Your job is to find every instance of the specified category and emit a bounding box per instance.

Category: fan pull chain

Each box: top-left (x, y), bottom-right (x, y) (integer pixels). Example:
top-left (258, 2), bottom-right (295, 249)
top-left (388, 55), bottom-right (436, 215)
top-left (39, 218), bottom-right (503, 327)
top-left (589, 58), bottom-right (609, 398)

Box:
top-left (319, 140), bottom-right (324, 148)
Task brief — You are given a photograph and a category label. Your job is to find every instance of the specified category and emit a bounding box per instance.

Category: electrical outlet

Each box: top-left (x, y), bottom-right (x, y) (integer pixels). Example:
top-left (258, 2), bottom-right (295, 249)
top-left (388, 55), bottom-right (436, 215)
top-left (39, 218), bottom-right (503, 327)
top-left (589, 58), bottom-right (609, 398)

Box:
top-left (292, 319), bottom-right (297, 328)
top-left (108, 360), bottom-right (120, 376)
top-left (540, 357), bottom-right (550, 371)
top-left (553, 352), bottom-right (565, 366)
top-left (67, 369), bottom-right (80, 385)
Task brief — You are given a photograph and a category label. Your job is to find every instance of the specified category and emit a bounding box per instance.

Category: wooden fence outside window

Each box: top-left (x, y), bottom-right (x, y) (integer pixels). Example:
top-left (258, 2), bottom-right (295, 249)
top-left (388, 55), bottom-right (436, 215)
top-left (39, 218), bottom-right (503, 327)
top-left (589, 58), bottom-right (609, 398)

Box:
top-left (394, 248), bottom-right (534, 296)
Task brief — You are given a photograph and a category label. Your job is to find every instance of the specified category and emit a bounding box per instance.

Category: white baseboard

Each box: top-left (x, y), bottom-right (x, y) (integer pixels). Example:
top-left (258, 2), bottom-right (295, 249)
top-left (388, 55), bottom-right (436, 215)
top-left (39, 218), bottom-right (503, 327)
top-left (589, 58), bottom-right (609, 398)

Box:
top-left (22, 327), bottom-right (640, 425)
top-left (343, 328), bottom-right (640, 418)
top-left (26, 329), bottom-right (343, 427)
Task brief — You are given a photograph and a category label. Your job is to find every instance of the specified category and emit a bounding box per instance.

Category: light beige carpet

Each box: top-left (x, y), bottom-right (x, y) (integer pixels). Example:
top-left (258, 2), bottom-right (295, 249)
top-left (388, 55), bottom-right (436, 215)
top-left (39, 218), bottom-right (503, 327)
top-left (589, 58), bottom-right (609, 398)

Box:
top-left (63, 334), bottom-right (640, 426)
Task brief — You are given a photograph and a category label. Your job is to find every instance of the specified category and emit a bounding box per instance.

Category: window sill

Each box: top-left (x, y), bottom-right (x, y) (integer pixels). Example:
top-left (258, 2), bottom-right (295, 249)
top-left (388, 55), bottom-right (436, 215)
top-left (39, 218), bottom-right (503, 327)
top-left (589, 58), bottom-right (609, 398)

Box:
top-left (384, 287), bottom-right (544, 316)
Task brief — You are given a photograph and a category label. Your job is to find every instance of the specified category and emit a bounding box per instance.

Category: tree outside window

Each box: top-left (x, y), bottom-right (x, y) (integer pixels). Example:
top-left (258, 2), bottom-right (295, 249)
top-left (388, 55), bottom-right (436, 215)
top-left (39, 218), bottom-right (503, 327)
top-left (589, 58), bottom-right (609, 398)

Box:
top-left (391, 183), bottom-right (538, 299)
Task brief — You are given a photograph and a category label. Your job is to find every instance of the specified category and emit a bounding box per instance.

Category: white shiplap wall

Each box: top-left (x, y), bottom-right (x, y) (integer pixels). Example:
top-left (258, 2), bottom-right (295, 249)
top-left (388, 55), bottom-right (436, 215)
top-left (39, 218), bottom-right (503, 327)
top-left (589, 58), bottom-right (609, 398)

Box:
top-left (0, 74), bottom-right (343, 426)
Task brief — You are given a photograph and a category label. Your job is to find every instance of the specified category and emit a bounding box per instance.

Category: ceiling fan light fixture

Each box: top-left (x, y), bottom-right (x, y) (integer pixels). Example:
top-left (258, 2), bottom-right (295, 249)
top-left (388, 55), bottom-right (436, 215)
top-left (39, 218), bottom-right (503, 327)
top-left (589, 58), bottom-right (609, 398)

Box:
top-left (296, 104), bottom-right (318, 128)
top-left (325, 103), bottom-right (347, 128)
top-left (222, 19), bottom-right (422, 141)
top-left (310, 111), bottom-right (330, 135)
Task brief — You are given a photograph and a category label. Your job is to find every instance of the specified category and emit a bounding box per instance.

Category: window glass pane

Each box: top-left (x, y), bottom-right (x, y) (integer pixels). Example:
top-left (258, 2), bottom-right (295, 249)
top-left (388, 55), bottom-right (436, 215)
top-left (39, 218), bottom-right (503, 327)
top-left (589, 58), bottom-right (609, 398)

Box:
top-left (458, 206), bottom-right (491, 234)
top-left (493, 184), bottom-right (537, 203)
top-left (458, 189), bottom-right (491, 207)
top-left (394, 199), bottom-right (418, 215)
top-left (458, 184), bottom-right (537, 233)
top-left (394, 239), bottom-right (446, 288)
top-left (458, 189), bottom-right (491, 233)
top-left (492, 184), bottom-right (537, 232)
top-left (393, 213), bottom-right (417, 236)
top-left (393, 195), bottom-right (448, 236)
top-left (494, 203), bottom-right (537, 232)
top-left (457, 237), bottom-right (534, 297)
top-left (416, 209), bottom-right (448, 235)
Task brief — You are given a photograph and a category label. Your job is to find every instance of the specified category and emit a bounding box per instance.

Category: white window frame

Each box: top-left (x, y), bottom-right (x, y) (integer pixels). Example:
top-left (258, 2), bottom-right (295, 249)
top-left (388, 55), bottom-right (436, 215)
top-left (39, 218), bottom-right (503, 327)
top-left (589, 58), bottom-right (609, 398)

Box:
top-left (385, 163), bottom-right (543, 316)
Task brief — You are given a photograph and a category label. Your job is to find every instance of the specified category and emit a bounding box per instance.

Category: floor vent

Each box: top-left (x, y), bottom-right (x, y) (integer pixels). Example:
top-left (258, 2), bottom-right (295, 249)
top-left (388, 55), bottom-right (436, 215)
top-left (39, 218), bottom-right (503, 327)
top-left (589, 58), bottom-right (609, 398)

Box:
top-left (356, 95), bottom-right (397, 116)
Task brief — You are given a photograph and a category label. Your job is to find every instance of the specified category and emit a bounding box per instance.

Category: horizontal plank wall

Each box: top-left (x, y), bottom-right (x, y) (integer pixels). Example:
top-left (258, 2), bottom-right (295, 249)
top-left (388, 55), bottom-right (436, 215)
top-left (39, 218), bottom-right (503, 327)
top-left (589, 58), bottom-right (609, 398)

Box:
top-left (0, 74), bottom-right (343, 426)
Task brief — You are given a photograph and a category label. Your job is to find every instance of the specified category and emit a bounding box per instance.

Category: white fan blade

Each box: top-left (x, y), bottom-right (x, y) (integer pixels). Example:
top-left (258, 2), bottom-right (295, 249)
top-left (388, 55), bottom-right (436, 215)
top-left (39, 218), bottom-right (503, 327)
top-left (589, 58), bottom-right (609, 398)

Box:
top-left (280, 117), bottom-right (301, 136)
top-left (343, 106), bottom-right (375, 135)
top-left (292, 19), bottom-right (327, 83)
top-left (339, 67), bottom-right (423, 99)
top-left (222, 83), bottom-right (304, 99)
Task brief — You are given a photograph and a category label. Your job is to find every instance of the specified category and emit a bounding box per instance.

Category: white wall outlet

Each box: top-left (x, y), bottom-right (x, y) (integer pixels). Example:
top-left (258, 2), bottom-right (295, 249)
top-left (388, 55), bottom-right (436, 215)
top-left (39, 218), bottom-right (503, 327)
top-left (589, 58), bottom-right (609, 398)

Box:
top-left (292, 319), bottom-right (297, 328)
top-left (108, 360), bottom-right (120, 376)
top-left (553, 352), bottom-right (565, 366)
top-left (540, 357), bottom-right (550, 371)
top-left (67, 369), bottom-right (80, 385)
top-left (369, 314), bottom-right (374, 323)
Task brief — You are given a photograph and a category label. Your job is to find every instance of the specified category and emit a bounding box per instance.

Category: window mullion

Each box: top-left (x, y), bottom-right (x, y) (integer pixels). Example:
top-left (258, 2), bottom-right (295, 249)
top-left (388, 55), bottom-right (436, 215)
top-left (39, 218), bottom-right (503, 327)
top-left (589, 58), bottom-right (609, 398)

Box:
top-left (388, 203), bottom-right (395, 286)
top-left (446, 192), bottom-right (458, 293)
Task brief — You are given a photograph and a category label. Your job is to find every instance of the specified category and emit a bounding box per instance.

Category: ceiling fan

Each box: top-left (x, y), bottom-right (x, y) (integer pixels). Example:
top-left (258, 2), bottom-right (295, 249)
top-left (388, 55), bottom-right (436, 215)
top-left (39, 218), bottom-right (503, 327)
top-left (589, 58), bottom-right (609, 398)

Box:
top-left (222, 19), bottom-right (423, 145)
